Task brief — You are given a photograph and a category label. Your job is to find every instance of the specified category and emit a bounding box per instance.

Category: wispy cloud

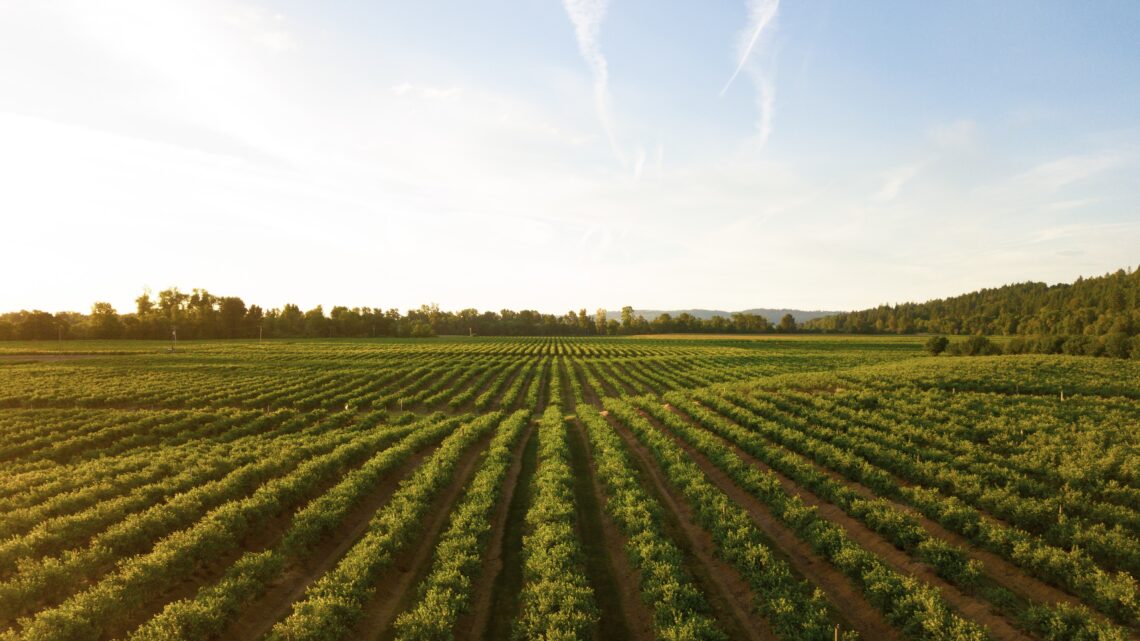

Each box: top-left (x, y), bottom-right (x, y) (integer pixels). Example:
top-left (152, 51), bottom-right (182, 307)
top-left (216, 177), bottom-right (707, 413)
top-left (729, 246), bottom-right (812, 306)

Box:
top-left (875, 162), bottom-right (924, 202)
top-left (1007, 151), bottom-right (1130, 192)
top-left (562, 0), bottom-right (622, 163)
top-left (391, 83), bottom-right (463, 100)
top-left (721, 0), bottom-right (780, 146)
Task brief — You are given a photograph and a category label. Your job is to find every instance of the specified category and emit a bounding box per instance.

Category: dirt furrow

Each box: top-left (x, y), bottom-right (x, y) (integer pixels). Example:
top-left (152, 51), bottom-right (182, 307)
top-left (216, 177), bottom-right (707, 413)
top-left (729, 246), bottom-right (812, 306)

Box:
top-left (94, 429), bottom-right (414, 641)
top-left (458, 422), bottom-right (535, 641)
top-left (353, 430), bottom-right (497, 640)
top-left (637, 408), bottom-right (902, 641)
top-left (572, 361), bottom-right (606, 407)
top-left (568, 417), bottom-right (655, 641)
top-left (604, 413), bottom-right (778, 641)
top-left (655, 406), bottom-right (1035, 641)
top-left (704, 398), bottom-right (1121, 626)
top-left (766, 414), bottom-right (1100, 612)
top-left (215, 444), bottom-right (441, 641)
top-left (471, 423), bottom-right (538, 641)
top-left (456, 362), bottom-right (518, 414)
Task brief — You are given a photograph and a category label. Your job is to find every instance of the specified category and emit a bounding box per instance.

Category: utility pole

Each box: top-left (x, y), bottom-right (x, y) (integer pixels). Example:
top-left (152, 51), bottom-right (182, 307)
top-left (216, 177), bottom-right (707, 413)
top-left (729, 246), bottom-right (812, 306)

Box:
top-left (171, 327), bottom-right (177, 353)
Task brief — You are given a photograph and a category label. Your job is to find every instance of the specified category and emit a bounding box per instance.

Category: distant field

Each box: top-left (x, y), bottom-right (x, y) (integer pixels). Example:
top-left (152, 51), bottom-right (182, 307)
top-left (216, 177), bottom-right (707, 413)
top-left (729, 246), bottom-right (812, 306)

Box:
top-left (0, 337), bottom-right (1136, 641)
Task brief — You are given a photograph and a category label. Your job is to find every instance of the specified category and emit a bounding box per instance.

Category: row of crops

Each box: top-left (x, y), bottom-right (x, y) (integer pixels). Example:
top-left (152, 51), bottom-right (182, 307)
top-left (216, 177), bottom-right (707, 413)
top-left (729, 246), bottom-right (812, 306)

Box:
top-left (0, 339), bottom-right (1136, 640)
top-left (0, 336), bottom-right (919, 411)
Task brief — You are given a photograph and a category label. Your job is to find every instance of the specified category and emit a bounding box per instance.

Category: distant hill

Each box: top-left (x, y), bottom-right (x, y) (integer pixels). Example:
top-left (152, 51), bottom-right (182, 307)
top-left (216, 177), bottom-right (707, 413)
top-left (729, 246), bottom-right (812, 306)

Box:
top-left (606, 308), bottom-right (843, 323)
top-left (803, 267), bottom-right (1140, 335)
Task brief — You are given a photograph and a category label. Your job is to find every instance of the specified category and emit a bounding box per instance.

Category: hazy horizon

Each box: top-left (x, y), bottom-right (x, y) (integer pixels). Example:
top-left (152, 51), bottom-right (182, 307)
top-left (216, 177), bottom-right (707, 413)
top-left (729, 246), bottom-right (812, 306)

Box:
top-left (2, 2), bottom-right (1138, 315)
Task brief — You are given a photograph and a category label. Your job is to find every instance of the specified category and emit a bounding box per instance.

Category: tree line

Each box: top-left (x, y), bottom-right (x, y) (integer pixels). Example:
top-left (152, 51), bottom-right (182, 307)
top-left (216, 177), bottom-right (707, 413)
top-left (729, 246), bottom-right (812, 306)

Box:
top-left (806, 266), bottom-right (1140, 337)
top-left (0, 288), bottom-right (796, 340)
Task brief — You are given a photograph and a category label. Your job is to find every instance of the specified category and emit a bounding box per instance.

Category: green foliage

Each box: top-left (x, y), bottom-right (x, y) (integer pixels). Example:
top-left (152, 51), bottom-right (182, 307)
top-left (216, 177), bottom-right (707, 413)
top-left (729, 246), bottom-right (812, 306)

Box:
top-left (947, 335), bottom-right (1002, 356)
top-left (605, 398), bottom-right (838, 641)
top-left (925, 335), bottom-right (950, 355)
top-left (806, 265), bottom-right (1140, 339)
top-left (513, 406), bottom-right (598, 640)
top-left (392, 410), bottom-right (528, 641)
top-left (1, 338), bottom-right (1138, 641)
top-left (268, 413), bottom-right (503, 641)
top-left (578, 409), bottom-right (725, 640)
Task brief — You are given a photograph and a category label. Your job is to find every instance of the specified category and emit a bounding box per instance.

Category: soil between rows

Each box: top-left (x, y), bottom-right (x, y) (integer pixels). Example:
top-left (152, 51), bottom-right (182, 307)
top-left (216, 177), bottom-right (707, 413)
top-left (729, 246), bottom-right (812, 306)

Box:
top-left (707, 399), bottom-right (1116, 617)
top-left (629, 405), bottom-right (894, 640)
top-left (719, 394), bottom-right (1135, 630)
top-left (567, 416), bottom-right (655, 641)
top-left (355, 428), bottom-right (499, 640)
top-left (603, 412), bottom-right (778, 641)
top-left (2, 421), bottom-right (392, 636)
top-left (656, 402), bottom-right (1034, 641)
top-left (106, 440), bottom-right (402, 640)
top-left (217, 440), bottom-right (446, 641)
top-left (457, 421), bottom-right (535, 641)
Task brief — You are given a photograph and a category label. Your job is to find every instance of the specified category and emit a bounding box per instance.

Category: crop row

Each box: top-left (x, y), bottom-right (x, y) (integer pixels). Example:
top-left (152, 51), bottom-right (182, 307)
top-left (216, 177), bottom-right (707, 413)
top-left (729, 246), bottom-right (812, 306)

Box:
top-left (266, 411), bottom-right (503, 641)
top-left (391, 409), bottom-right (529, 640)
top-left (652, 394), bottom-right (1128, 641)
top-left (706, 388), bottom-right (1140, 628)
top-left (785, 390), bottom-right (1140, 554)
top-left (513, 405), bottom-right (598, 640)
top-left (0, 412), bottom-right (420, 641)
top-left (577, 408), bottom-right (725, 640)
top-left (125, 412), bottom-right (471, 641)
top-left (603, 398), bottom-right (838, 641)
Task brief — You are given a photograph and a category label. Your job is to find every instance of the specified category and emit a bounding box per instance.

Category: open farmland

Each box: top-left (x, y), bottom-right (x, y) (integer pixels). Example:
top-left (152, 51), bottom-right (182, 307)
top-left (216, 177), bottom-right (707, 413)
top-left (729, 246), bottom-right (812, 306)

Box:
top-left (0, 337), bottom-right (1137, 641)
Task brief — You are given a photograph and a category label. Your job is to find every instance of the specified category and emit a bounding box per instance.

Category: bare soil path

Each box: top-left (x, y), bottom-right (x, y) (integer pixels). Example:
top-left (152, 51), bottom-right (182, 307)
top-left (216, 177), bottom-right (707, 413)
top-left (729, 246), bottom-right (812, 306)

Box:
top-left (216, 442), bottom-right (442, 641)
top-left (633, 407), bottom-right (900, 641)
top-left (567, 417), bottom-right (655, 641)
top-left (354, 431), bottom-right (497, 640)
top-left (458, 422), bottom-right (535, 641)
top-left (604, 413), bottom-right (778, 641)
top-left (702, 398), bottom-right (1130, 632)
top-left (474, 423), bottom-right (539, 641)
top-left (91, 432), bottom-right (429, 641)
top-left (655, 404), bottom-right (1034, 641)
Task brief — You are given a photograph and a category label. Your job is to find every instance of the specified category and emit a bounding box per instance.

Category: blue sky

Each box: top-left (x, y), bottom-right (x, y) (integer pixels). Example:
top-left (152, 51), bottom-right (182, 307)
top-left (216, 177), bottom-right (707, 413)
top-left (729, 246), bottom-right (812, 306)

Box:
top-left (1, 1), bottom-right (1138, 314)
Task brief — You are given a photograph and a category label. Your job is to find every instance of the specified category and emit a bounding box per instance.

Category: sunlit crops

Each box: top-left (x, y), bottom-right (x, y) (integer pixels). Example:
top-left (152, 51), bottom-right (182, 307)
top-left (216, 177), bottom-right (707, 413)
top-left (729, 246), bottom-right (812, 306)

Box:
top-left (0, 337), bottom-right (1136, 641)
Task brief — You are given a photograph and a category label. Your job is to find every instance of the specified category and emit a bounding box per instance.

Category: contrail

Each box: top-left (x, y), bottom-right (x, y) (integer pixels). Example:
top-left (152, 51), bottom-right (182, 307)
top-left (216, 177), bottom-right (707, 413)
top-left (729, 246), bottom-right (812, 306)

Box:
top-left (562, 0), bottom-right (624, 164)
top-left (721, 0), bottom-right (779, 97)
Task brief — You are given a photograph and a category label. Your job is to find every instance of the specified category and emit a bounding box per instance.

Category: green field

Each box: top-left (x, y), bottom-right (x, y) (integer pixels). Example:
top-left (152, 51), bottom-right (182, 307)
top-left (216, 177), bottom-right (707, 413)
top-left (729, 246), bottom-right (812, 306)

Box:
top-left (0, 336), bottom-right (1137, 641)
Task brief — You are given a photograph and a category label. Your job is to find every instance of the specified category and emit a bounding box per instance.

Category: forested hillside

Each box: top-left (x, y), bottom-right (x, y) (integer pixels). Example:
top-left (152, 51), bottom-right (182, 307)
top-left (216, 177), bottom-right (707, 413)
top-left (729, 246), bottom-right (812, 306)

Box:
top-left (807, 267), bottom-right (1140, 337)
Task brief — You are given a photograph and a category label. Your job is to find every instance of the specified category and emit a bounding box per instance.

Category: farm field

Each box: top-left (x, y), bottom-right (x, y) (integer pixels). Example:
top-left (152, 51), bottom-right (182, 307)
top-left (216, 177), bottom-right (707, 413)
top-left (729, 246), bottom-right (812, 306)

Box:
top-left (0, 336), bottom-right (1137, 641)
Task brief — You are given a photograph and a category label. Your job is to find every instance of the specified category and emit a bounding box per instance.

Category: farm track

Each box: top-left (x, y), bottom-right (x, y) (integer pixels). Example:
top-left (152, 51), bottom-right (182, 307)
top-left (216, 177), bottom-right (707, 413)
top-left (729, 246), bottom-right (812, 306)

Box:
top-left (604, 412), bottom-right (778, 641)
top-left (739, 403), bottom-right (1109, 615)
top-left (637, 407), bottom-right (900, 641)
top-left (761, 392), bottom-right (1126, 550)
top-left (659, 403), bottom-right (1035, 641)
top-left (725, 393), bottom-right (1140, 615)
top-left (475, 423), bottom-right (539, 641)
top-left (567, 417), bottom-right (655, 641)
top-left (573, 361), bottom-right (606, 407)
top-left (94, 427), bottom-right (431, 640)
top-left (0, 429), bottom-right (357, 631)
top-left (458, 422), bottom-right (534, 641)
top-left (216, 443), bottom-right (442, 641)
top-left (487, 362), bottom-right (529, 410)
top-left (352, 429), bottom-right (496, 640)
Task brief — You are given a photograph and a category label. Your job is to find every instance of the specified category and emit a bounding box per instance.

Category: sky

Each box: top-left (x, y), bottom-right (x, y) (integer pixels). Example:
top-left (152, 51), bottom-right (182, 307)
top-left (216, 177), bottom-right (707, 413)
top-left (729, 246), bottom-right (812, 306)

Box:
top-left (1, 1), bottom-right (1139, 315)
